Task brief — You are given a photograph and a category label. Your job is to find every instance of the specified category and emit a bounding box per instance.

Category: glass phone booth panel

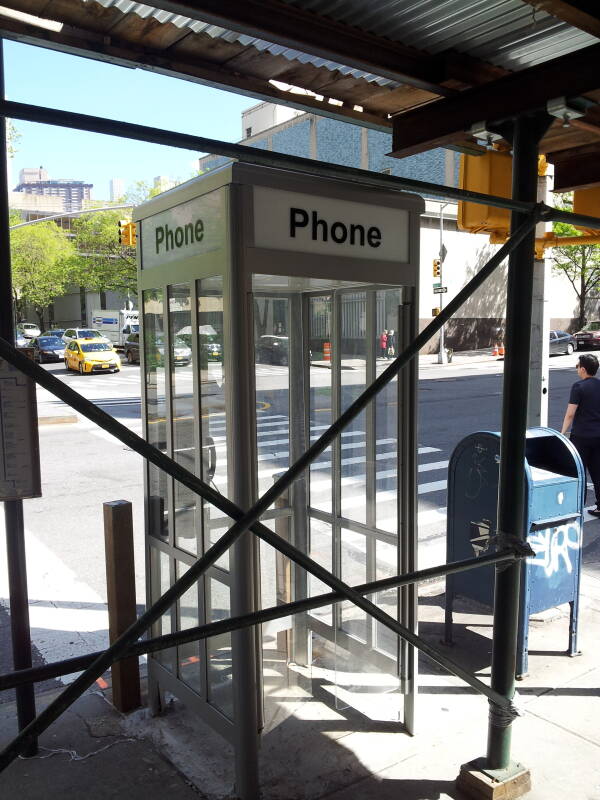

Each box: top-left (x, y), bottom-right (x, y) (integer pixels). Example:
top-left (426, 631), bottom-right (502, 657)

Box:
top-left (135, 163), bottom-right (423, 785)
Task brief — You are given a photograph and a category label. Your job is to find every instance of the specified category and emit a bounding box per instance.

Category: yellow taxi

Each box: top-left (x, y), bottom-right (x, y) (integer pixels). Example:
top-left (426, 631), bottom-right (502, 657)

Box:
top-left (64, 338), bottom-right (121, 374)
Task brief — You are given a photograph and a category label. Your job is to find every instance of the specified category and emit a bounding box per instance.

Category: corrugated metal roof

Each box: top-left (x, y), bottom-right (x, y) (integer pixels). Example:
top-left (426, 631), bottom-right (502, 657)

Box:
top-left (89, 0), bottom-right (597, 81)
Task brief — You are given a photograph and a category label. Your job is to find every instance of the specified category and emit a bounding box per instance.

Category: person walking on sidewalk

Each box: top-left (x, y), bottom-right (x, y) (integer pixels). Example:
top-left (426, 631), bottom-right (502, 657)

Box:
top-left (387, 329), bottom-right (396, 359)
top-left (561, 353), bottom-right (600, 516)
top-left (379, 330), bottom-right (388, 359)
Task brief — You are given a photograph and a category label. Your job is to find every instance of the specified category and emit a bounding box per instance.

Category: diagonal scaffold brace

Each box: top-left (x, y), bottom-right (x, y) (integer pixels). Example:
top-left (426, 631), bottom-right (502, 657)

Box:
top-left (0, 209), bottom-right (541, 772)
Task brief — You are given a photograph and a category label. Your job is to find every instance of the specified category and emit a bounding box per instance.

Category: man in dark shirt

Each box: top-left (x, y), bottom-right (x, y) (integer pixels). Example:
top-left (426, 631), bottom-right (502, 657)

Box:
top-left (561, 353), bottom-right (600, 516)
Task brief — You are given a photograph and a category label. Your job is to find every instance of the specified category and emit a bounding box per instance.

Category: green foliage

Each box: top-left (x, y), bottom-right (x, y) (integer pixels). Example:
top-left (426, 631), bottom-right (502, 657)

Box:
top-left (6, 121), bottom-right (20, 158)
top-left (70, 209), bottom-right (137, 297)
top-left (123, 180), bottom-right (161, 206)
top-left (10, 218), bottom-right (76, 324)
top-left (551, 193), bottom-right (600, 328)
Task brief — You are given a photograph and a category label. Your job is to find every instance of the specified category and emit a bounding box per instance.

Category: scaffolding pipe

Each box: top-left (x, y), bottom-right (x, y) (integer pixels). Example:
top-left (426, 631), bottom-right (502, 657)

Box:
top-left (0, 548), bottom-right (520, 691)
top-left (487, 112), bottom-right (553, 771)
top-left (1, 98), bottom-right (600, 230)
top-left (0, 39), bottom-right (37, 757)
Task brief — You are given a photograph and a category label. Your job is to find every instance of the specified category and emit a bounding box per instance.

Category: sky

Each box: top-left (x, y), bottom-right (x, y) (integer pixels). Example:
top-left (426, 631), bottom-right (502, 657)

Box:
top-left (4, 38), bottom-right (256, 200)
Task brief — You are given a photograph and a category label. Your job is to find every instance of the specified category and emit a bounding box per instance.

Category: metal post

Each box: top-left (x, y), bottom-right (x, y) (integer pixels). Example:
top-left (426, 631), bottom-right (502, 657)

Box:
top-left (437, 203), bottom-right (449, 364)
top-left (0, 39), bottom-right (37, 757)
top-left (486, 112), bottom-right (552, 771)
top-left (227, 189), bottom-right (260, 799)
top-left (527, 168), bottom-right (551, 427)
top-left (103, 500), bottom-right (141, 712)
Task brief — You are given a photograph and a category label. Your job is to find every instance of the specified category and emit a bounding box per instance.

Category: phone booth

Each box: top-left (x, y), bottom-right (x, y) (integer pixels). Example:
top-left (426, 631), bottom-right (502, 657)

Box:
top-left (134, 163), bottom-right (423, 790)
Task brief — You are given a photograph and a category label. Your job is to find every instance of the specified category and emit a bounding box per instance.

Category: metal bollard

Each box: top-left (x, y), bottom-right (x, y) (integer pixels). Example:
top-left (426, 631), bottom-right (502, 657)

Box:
top-left (103, 500), bottom-right (141, 712)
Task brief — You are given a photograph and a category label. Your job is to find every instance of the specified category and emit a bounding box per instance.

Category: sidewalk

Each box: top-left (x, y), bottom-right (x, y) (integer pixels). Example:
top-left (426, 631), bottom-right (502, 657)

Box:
top-left (419, 348), bottom-right (500, 369)
top-left (1, 530), bottom-right (599, 800)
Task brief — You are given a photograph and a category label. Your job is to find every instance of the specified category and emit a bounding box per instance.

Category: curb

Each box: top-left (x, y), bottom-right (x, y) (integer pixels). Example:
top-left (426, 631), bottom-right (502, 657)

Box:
top-left (38, 414), bottom-right (79, 426)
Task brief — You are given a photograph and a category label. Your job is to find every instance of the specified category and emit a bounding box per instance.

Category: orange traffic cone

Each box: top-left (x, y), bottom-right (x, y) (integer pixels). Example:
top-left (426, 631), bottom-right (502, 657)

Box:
top-left (498, 343), bottom-right (505, 356)
top-left (492, 344), bottom-right (499, 356)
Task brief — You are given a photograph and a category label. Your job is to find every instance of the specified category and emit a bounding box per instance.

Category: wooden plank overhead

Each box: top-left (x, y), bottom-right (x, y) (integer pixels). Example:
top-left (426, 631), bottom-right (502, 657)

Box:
top-left (521, 1), bottom-right (600, 38)
top-left (391, 43), bottom-right (600, 159)
top-left (0, 0), bottom-right (599, 189)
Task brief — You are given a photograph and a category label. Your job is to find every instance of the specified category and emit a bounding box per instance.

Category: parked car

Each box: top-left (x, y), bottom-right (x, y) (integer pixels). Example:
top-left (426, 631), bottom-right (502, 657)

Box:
top-left (123, 333), bottom-right (140, 364)
top-left (16, 321), bottom-right (41, 339)
top-left (124, 333), bottom-right (192, 366)
top-left (574, 321), bottom-right (600, 350)
top-left (177, 325), bottom-right (223, 362)
top-left (255, 335), bottom-right (289, 365)
top-left (64, 339), bottom-right (121, 374)
top-left (200, 329), bottom-right (223, 362)
top-left (549, 329), bottom-right (575, 355)
top-left (62, 327), bottom-right (110, 346)
top-left (31, 335), bottom-right (66, 363)
top-left (41, 328), bottom-right (66, 339)
top-left (14, 332), bottom-right (28, 348)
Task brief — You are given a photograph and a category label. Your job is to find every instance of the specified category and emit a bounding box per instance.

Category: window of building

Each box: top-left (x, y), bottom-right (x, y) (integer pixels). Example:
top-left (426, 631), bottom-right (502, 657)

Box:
top-left (245, 127), bottom-right (252, 138)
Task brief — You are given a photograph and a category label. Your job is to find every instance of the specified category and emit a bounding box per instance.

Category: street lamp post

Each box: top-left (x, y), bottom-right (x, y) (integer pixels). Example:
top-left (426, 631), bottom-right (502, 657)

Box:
top-left (437, 202), bottom-right (448, 364)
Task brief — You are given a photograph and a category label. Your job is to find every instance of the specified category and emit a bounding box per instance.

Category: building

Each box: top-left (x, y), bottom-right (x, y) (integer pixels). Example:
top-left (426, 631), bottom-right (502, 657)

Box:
top-left (14, 166), bottom-right (92, 212)
top-left (109, 177), bottom-right (125, 202)
top-left (199, 103), bottom-right (581, 350)
top-left (153, 175), bottom-right (176, 193)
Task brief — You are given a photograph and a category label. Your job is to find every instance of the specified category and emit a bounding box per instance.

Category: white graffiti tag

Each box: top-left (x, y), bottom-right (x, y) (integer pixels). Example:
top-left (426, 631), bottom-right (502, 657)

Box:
top-left (527, 524), bottom-right (580, 578)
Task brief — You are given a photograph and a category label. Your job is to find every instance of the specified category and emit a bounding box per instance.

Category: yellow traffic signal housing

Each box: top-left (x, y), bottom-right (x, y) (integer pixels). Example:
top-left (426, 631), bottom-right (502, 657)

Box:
top-left (433, 259), bottom-right (441, 277)
top-left (118, 220), bottom-right (137, 247)
top-left (457, 151), bottom-right (512, 238)
top-left (573, 187), bottom-right (600, 233)
top-left (118, 219), bottom-right (131, 246)
top-left (432, 307), bottom-right (440, 317)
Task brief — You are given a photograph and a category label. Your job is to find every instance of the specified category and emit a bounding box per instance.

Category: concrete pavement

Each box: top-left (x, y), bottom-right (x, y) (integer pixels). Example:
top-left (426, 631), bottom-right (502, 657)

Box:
top-left (0, 524), bottom-right (598, 799)
top-left (2, 349), bottom-right (598, 798)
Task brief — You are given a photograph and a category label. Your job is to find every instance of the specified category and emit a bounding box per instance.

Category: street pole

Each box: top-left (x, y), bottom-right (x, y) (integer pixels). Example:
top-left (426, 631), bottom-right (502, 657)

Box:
top-left (0, 38), bottom-right (38, 756)
top-left (437, 202), bottom-right (448, 364)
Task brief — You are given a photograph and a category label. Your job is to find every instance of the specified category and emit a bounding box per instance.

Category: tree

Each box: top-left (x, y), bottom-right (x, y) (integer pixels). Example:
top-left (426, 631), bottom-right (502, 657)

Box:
top-left (551, 194), bottom-right (600, 328)
top-left (10, 217), bottom-right (76, 326)
top-left (70, 209), bottom-right (137, 299)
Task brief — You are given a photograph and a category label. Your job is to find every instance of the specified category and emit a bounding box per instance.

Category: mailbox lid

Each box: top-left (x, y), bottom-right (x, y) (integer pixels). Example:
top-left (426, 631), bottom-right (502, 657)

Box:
top-left (527, 467), bottom-right (580, 519)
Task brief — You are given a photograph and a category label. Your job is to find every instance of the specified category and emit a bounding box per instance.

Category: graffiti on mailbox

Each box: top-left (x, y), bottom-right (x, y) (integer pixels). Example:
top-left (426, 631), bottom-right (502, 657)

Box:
top-left (527, 523), bottom-right (580, 578)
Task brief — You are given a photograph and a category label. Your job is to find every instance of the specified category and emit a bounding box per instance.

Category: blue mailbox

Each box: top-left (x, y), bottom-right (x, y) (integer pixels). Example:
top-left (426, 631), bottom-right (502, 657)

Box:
top-left (444, 427), bottom-right (584, 678)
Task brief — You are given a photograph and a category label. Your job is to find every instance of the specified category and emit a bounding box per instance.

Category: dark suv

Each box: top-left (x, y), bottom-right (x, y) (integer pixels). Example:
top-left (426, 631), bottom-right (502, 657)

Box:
top-left (123, 333), bottom-right (140, 364)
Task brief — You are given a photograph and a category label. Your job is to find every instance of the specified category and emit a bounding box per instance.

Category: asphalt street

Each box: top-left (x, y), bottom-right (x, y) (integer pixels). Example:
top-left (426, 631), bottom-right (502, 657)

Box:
top-left (0, 350), bottom-right (589, 694)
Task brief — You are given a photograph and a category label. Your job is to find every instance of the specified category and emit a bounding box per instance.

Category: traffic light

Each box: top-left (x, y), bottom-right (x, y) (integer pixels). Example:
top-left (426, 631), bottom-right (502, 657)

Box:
top-left (433, 258), bottom-right (441, 278)
top-left (118, 219), bottom-right (131, 246)
top-left (432, 307), bottom-right (440, 317)
top-left (118, 220), bottom-right (137, 247)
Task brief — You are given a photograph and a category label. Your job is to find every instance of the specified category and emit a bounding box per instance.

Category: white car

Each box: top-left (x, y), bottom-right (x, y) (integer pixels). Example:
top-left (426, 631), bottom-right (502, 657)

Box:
top-left (62, 327), bottom-right (111, 346)
top-left (16, 322), bottom-right (41, 339)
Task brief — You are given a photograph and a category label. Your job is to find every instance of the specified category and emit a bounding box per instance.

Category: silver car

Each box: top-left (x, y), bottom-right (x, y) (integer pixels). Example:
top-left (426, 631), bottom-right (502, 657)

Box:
top-left (16, 321), bottom-right (41, 339)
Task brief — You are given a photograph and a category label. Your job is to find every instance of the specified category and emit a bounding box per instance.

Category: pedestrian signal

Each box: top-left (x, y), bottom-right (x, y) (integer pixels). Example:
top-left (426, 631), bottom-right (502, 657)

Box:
top-left (433, 259), bottom-right (441, 278)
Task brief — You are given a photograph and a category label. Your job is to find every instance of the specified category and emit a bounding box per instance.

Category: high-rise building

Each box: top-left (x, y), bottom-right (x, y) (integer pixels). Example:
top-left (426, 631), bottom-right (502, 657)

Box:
top-left (153, 175), bottom-right (176, 193)
top-left (14, 166), bottom-right (92, 212)
top-left (110, 177), bottom-right (125, 202)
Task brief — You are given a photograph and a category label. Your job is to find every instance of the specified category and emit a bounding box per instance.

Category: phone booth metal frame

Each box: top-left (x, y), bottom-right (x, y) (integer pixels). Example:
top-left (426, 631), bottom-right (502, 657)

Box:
top-left (134, 162), bottom-right (423, 782)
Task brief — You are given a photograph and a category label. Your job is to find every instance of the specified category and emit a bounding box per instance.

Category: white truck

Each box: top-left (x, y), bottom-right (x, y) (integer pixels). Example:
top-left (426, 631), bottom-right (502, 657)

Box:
top-left (90, 309), bottom-right (139, 349)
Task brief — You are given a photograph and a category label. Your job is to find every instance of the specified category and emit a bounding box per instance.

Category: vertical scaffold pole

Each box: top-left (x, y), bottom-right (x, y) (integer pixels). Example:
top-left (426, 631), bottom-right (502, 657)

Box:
top-left (0, 38), bottom-right (38, 756)
top-left (486, 112), bottom-right (552, 770)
